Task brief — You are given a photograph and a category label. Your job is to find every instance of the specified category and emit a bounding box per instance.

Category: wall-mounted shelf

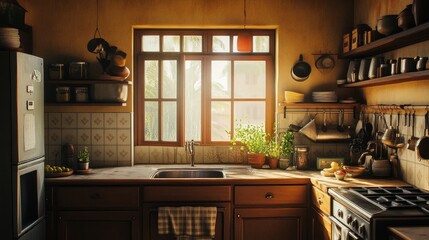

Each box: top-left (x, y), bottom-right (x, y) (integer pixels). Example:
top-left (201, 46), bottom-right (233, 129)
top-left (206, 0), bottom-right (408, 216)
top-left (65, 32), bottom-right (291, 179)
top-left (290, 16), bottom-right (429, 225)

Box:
top-left (341, 21), bottom-right (429, 58)
top-left (278, 102), bottom-right (359, 109)
top-left (339, 70), bottom-right (429, 88)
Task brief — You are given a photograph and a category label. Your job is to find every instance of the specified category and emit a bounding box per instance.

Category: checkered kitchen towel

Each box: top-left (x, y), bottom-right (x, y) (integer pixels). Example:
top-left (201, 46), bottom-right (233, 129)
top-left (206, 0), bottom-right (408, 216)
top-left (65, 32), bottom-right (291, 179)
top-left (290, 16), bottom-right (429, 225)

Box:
top-left (158, 206), bottom-right (217, 239)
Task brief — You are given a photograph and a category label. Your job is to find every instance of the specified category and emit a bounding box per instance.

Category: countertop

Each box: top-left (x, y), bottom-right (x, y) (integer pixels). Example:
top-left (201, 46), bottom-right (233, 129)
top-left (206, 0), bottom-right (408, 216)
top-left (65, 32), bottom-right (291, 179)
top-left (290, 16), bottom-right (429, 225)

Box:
top-left (389, 226), bottom-right (429, 240)
top-left (45, 164), bottom-right (409, 192)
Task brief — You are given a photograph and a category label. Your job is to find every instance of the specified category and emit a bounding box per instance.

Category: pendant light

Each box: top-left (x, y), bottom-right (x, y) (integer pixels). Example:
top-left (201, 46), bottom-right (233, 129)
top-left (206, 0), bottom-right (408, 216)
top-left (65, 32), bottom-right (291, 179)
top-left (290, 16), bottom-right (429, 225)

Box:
top-left (237, 0), bottom-right (252, 52)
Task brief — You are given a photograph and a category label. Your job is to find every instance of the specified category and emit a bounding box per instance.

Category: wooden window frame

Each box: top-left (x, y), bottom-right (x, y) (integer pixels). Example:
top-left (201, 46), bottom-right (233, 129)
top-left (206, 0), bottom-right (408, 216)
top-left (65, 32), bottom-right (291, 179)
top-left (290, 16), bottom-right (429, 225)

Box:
top-left (134, 29), bottom-right (275, 147)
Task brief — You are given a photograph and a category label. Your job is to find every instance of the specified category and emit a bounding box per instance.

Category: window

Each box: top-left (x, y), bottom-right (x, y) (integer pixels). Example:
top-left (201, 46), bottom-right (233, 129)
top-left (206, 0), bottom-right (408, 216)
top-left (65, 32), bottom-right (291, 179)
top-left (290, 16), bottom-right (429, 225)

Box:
top-left (134, 29), bottom-right (275, 146)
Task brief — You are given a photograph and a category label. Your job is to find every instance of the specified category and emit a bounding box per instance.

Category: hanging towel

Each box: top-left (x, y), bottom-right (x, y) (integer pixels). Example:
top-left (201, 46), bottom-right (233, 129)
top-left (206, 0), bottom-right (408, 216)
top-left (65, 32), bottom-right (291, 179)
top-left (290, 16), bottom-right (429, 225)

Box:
top-left (158, 206), bottom-right (217, 240)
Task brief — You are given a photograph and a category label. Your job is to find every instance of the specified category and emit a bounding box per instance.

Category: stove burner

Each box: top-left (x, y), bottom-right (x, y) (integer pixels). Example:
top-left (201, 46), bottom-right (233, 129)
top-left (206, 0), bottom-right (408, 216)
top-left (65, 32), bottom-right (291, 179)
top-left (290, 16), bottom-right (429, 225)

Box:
top-left (349, 186), bottom-right (429, 213)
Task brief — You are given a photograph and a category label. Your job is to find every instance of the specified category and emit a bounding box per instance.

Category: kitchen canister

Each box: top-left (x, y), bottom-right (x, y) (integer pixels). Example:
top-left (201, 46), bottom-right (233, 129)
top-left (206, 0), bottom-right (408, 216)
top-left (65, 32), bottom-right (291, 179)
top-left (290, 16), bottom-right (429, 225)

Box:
top-left (69, 62), bottom-right (88, 79)
top-left (49, 63), bottom-right (64, 80)
top-left (294, 146), bottom-right (309, 170)
top-left (74, 87), bottom-right (89, 102)
top-left (56, 87), bottom-right (70, 102)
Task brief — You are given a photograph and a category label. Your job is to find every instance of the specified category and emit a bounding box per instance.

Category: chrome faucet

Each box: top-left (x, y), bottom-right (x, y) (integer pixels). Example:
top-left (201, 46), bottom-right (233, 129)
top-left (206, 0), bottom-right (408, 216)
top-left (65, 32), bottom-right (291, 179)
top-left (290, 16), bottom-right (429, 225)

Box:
top-left (185, 140), bottom-right (197, 167)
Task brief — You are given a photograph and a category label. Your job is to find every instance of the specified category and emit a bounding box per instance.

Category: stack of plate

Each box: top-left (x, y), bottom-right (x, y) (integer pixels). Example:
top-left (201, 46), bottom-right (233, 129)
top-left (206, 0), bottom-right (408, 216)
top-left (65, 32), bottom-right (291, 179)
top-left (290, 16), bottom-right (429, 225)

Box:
top-left (284, 91), bottom-right (304, 103)
top-left (312, 91), bottom-right (337, 103)
top-left (0, 28), bottom-right (20, 49)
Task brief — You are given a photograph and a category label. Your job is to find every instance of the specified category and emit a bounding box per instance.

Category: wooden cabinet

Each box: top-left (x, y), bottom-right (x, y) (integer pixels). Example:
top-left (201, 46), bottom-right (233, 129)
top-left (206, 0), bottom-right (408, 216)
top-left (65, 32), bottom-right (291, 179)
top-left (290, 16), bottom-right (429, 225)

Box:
top-left (234, 184), bottom-right (308, 240)
top-left (309, 186), bottom-right (332, 240)
top-left (142, 186), bottom-right (232, 240)
top-left (48, 186), bottom-right (140, 240)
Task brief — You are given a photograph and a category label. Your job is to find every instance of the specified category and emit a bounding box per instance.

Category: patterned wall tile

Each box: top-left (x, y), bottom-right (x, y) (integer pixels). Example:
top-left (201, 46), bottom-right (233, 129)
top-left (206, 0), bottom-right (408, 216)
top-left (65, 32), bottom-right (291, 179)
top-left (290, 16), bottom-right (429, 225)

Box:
top-left (61, 129), bottom-right (77, 145)
top-left (134, 146), bottom-right (150, 164)
top-left (91, 129), bottom-right (104, 145)
top-left (91, 145), bottom-right (105, 162)
top-left (117, 129), bottom-right (131, 145)
top-left (46, 145), bottom-right (62, 165)
top-left (77, 129), bottom-right (91, 145)
top-left (117, 113), bottom-right (131, 129)
top-left (176, 147), bottom-right (187, 164)
top-left (91, 113), bottom-right (104, 128)
top-left (61, 113), bottom-right (77, 129)
top-left (48, 113), bottom-right (61, 128)
top-left (149, 146), bottom-right (163, 163)
top-left (105, 146), bottom-right (118, 162)
top-left (104, 113), bottom-right (117, 129)
top-left (415, 163), bottom-right (428, 190)
top-left (204, 146), bottom-right (228, 163)
top-left (163, 147), bottom-right (176, 164)
top-left (77, 113), bottom-right (91, 129)
top-left (118, 145), bottom-right (132, 162)
top-left (406, 161), bottom-right (416, 186)
top-left (48, 129), bottom-right (61, 145)
top-left (104, 129), bottom-right (117, 146)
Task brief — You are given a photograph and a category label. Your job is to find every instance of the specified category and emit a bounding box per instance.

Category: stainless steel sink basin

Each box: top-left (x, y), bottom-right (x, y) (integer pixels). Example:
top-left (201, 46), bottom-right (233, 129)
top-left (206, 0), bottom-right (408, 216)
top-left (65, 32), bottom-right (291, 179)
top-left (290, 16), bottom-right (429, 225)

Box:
top-left (151, 168), bottom-right (225, 178)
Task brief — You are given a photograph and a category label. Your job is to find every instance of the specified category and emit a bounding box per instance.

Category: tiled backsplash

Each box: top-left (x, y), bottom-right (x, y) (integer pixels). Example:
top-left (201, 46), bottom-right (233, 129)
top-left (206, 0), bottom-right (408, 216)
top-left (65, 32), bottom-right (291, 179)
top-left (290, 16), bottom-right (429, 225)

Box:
top-left (44, 112), bottom-right (133, 167)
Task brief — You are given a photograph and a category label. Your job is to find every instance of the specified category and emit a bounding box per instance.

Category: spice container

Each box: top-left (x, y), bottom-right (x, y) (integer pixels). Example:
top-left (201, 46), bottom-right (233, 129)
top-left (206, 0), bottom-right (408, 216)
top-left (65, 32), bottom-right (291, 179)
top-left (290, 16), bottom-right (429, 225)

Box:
top-left (49, 64), bottom-right (64, 80)
top-left (294, 146), bottom-right (309, 170)
top-left (56, 87), bottom-right (70, 102)
top-left (68, 62), bottom-right (88, 79)
top-left (74, 87), bottom-right (89, 102)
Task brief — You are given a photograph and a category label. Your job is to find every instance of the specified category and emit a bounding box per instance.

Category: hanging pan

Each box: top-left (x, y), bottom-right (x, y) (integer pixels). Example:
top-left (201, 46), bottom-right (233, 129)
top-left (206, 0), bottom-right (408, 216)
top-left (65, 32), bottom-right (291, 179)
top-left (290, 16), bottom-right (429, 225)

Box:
top-left (416, 110), bottom-right (429, 160)
top-left (291, 54), bottom-right (311, 81)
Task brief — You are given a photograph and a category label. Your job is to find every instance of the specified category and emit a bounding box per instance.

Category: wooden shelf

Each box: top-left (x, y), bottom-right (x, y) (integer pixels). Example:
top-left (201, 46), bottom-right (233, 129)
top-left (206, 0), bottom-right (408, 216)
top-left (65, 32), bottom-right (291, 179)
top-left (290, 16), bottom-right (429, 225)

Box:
top-left (46, 79), bottom-right (132, 85)
top-left (339, 70), bottom-right (429, 88)
top-left (278, 102), bottom-right (359, 109)
top-left (45, 102), bottom-right (126, 107)
top-left (341, 22), bottom-right (429, 58)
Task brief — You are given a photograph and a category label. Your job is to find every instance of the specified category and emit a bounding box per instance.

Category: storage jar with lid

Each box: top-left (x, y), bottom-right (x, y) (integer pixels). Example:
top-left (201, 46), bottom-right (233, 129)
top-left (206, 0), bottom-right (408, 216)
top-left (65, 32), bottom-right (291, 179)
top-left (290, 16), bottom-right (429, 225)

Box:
top-left (68, 62), bottom-right (88, 79)
top-left (49, 63), bottom-right (64, 80)
top-left (74, 87), bottom-right (89, 102)
top-left (56, 87), bottom-right (70, 102)
top-left (294, 146), bottom-right (309, 170)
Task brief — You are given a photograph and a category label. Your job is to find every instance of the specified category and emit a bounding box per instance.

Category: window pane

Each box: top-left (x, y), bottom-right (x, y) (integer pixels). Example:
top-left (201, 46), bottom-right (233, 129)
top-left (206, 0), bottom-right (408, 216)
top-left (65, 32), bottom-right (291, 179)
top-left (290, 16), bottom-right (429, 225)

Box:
top-left (234, 61), bottom-right (266, 99)
top-left (185, 60), bottom-right (202, 141)
top-left (163, 35), bottom-right (180, 52)
top-left (211, 101), bottom-right (231, 141)
top-left (162, 60), bottom-right (177, 98)
top-left (211, 60), bottom-right (231, 98)
top-left (145, 101), bottom-right (159, 141)
top-left (142, 35), bottom-right (160, 52)
top-left (253, 36), bottom-right (270, 53)
top-left (162, 102), bottom-right (177, 141)
top-left (212, 36), bottom-right (230, 52)
top-left (234, 101), bottom-right (265, 127)
top-left (183, 35), bottom-right (202, 52)
top-left (144, 60), bottom-right (159, 99)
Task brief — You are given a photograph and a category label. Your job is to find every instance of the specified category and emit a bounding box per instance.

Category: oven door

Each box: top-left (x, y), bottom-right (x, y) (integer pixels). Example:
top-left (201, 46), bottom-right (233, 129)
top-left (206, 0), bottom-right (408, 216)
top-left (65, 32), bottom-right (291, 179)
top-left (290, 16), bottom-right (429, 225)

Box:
top-left (13, 158), bottom-right (45, 237)
top-left (331, 217), bottom-right (363, 240)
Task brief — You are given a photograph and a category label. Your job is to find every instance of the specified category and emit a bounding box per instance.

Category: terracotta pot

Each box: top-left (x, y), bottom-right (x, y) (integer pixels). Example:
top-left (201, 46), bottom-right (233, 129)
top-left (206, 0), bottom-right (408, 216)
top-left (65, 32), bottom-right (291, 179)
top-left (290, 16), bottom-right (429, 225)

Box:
top-left (247, 153), bottom-right (266, 169)
top-left (268, 158), bottom-right (279, 169)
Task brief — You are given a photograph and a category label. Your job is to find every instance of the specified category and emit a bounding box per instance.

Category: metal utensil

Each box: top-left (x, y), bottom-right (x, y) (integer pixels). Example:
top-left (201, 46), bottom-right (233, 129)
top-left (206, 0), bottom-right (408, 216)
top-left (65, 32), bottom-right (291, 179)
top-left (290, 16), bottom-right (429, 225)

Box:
top-left (322, 111), bottom-right (327, 132)
top-left (337, 109), bottom-right (344, 132)
top-left (416, 110), bottom-right (429, 160)
top-left (407, 111), bottom-right (418, 151)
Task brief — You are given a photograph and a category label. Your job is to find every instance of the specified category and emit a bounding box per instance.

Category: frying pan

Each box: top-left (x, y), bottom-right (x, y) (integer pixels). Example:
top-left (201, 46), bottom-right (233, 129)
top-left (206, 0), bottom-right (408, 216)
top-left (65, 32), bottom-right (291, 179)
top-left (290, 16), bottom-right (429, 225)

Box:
top-left (416, 110), bottom-right (429, 160)
top-left (291, 54), bottom-right (311, 81)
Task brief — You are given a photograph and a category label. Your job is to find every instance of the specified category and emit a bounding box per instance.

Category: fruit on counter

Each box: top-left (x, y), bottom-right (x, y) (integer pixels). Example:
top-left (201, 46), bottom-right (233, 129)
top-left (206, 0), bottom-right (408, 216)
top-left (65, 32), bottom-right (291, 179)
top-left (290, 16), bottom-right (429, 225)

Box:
top-left (335, 169), bottom-right (346, 175)
top-left (45, 164), bottom-right (72, 174)
top-left (322, 162), bottom-right (340, 173)
top-left (320, 170), bottom-right (334, 177)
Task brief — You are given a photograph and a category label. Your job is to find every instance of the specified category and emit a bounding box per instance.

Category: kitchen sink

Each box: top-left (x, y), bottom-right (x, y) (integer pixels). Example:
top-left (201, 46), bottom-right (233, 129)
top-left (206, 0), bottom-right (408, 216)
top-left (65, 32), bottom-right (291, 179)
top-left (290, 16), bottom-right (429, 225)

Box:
top-left (151, 168), bottom-right (225, 178)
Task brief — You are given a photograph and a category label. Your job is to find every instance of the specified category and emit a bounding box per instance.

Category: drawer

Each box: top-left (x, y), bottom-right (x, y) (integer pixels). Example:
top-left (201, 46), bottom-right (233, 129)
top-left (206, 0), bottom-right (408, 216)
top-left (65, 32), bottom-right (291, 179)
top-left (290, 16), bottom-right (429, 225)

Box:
top-left (55, 186), bottom-right (139, 210)
top-left (234, 185), bottom-right (308, 206)
top-left (143, 186), bottom-right (231, 202)
top-left (311, 186), bottom-right (331, 216)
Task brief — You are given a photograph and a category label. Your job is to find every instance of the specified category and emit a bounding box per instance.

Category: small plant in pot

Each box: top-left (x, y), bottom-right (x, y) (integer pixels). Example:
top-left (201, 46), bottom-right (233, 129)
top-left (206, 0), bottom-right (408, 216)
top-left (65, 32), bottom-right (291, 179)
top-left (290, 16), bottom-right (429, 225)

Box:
top-left (228, 122), bottom-right (268, 168)
top-left (279, 131), bottom-right (295, 170)
top-left (267, 130), bottom-right (281, 169)
top-left (77, 146), bottom-right (90, 170)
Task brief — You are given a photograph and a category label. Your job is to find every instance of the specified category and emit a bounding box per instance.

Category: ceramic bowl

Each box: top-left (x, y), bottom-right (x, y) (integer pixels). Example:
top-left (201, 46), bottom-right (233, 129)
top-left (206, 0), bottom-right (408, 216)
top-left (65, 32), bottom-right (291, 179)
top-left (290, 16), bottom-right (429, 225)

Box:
top-left (377, 15), bottom-right (401, 36)
top-left (343, 165), bottom-right (366, 177)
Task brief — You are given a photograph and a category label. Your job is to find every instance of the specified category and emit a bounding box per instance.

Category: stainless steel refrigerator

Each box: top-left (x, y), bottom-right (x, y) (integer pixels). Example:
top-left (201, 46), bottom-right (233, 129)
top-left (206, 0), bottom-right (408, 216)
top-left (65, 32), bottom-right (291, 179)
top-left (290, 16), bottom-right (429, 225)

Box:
top-left (0, 51), bottom-right (45, 240)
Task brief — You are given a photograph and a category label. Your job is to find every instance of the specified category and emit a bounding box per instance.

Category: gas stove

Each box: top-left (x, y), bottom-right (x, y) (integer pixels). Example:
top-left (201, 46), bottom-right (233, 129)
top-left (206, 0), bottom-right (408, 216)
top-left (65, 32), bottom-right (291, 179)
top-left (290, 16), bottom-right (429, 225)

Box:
top-left (329, 186), bottom-right (429, 240)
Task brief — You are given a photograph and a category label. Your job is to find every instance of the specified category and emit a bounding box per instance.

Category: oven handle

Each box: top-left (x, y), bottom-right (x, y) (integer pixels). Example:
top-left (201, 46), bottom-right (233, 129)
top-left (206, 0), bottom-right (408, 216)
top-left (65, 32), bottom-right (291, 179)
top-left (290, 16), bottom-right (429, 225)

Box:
top-left (348, 231), bottom-right (360, 240)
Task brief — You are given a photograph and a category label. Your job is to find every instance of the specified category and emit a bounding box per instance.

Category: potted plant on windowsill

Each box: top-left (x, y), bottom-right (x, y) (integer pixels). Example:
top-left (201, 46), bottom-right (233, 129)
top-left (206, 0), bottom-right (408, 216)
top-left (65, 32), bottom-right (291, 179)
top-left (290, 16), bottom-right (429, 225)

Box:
top-left (77, 146), bottom-right (90, 170)
top-left (267, 130), bottom-right (281, 169)
top-left (228, 122), bottom-right (268, 169)
top-left (279, 131), bottom-right (295, 170)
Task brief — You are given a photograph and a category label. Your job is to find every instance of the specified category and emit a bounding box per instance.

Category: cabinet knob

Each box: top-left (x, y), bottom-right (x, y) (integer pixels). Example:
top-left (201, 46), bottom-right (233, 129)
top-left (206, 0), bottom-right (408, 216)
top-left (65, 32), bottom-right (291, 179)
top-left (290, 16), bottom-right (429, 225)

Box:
top-left (317, 197), bottom-right (323, 205)
top-left (265, 192), bottom-right (274, 199)
top-left (237, 214), bottom-right (241, 218)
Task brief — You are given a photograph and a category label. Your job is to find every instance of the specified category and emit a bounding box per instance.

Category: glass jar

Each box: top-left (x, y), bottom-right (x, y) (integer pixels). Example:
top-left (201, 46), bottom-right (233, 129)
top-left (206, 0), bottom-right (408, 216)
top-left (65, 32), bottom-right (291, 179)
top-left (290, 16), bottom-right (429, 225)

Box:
top-left (49, 63), bottom-right (64, 80)
top-left (294, 146), bottom-right (309, 170)
top-left (56, 87), bottom-right (70, 102)
top-left (69, 62), bottom-right (88, 79)
top-left (74, 87), bottom-right (89, 102)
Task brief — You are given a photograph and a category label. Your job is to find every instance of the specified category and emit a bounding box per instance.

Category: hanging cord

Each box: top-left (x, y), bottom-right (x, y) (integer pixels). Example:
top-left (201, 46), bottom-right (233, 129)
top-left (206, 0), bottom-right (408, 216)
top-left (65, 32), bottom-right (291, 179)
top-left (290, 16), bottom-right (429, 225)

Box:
top-left (243, 0), bottom-right (247, 30)
top-left (93, 0), bottom-right (101, 38)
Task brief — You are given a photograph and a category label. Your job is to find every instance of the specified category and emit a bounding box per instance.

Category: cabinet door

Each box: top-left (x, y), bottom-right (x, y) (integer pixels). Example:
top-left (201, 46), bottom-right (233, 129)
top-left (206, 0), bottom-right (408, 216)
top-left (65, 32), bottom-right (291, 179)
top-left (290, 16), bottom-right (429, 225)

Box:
top-left (310, 206), bottom-right (331, 240)
top-left (234, 208), bottom-right (307, 240)
top-left (143, 203), bottom-right (231, 240)
top-left (56, 211), bottom-right (139, 240)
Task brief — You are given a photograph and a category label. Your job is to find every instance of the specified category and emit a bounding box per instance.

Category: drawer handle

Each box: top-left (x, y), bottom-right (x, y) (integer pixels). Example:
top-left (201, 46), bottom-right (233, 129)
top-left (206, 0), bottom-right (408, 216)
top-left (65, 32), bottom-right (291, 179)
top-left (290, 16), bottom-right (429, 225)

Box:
top-left (317, 197), bottom-right (323, 205)
top-left (265, 192), bottom-right (274, 199)
top-left (90, 193), bottom-right (101, 199)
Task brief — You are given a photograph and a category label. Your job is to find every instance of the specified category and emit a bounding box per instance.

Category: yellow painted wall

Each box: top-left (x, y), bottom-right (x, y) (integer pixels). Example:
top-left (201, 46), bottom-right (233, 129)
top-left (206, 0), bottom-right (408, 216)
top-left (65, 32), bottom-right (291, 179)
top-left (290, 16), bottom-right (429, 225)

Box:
top-left (19, 0), bottom-right (355, 108)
